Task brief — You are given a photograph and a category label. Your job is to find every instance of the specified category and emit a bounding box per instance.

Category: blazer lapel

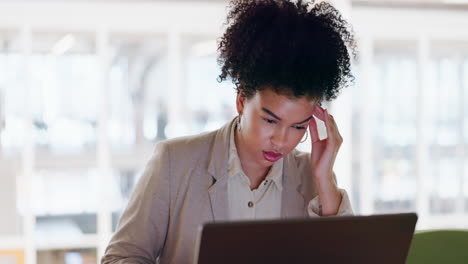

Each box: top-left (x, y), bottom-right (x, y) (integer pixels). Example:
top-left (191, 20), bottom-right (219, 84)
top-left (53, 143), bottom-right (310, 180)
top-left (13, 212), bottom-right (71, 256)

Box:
top-left (281, 153), bottom-right (307, 218)
top-left (206, 117), bottom-right (236, 222)
top-left (208, 175), bottom-right (230, 221)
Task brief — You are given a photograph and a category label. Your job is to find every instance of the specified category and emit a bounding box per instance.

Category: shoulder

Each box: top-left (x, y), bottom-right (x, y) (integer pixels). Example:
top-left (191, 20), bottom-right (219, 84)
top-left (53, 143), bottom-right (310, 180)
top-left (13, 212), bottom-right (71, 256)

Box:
top-left (161, 130), bottom-right (217, 154)
top-left (150, 129), bottom-right (219, 165)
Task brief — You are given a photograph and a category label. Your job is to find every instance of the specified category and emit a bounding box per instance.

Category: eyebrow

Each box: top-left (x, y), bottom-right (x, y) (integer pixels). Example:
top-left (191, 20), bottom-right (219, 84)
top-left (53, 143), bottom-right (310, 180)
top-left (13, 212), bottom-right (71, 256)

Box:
top-left (261, 107), bottom-right (313, 125)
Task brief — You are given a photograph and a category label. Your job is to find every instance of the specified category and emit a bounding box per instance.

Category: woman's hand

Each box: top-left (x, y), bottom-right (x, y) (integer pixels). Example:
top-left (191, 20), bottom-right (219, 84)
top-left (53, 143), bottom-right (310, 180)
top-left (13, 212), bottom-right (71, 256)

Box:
top-left (309, 105), bottom-right (342, 180)
top-left (308, 105), bottom-right (342, 216)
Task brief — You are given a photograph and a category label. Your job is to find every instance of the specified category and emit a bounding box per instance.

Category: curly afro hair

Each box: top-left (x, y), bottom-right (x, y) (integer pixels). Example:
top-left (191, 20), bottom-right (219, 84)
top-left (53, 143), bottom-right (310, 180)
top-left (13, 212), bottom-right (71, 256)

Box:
top-left (217, 0), bottom-right (356, 101)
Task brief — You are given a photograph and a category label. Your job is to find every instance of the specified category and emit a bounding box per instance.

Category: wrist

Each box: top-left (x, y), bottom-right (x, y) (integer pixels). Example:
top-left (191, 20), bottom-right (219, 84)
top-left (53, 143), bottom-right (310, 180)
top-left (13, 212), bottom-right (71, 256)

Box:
top-left (313, 170), bottom-right (334, 182)
top-left (315, 172), bottom-right (338, 191)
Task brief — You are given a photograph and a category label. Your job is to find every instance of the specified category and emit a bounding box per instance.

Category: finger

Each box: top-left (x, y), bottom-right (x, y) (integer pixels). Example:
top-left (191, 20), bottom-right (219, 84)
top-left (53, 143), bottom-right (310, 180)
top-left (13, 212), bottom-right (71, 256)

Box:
top-left (308, 117), bottom-right (320, 143)
top-left (329, 114), bottom-right (342, 136)
top-left (325, 111), bottom-right (343, 146)
top-left (324, 109), bottom-right (334, 141)
top-left (312, 105), bottom-right (326, 121)
top-left (321, 110), bottom-right (340, 164)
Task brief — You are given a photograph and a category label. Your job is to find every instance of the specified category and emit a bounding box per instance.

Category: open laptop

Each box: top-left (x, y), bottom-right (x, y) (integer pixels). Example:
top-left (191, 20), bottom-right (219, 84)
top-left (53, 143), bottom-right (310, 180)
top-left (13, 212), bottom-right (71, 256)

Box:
top-left (194, 213), bottom-right (418, 264)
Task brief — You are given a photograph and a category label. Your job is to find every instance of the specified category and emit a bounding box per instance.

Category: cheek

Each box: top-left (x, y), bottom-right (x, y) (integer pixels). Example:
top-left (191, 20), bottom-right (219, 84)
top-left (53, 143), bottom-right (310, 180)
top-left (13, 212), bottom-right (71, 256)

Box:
top-left (286, 130), bottom-right (307, 149)
top-left (298, 129), bottom-right (308, 141)
top-left (250, 122), bottom-right (271, 141)
top-left (245, 123), bottom-right (275, 151)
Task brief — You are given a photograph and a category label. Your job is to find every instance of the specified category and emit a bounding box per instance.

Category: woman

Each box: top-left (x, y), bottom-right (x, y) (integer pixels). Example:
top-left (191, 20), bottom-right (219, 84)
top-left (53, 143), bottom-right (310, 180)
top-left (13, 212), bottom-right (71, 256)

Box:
top-left (102, 0), bottom-right (355, 263)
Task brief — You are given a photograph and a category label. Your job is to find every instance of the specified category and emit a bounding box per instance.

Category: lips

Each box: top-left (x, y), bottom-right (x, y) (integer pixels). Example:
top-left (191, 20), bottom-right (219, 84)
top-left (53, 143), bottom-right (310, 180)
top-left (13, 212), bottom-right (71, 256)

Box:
top-left (263, 151), bottom-right (283, 163)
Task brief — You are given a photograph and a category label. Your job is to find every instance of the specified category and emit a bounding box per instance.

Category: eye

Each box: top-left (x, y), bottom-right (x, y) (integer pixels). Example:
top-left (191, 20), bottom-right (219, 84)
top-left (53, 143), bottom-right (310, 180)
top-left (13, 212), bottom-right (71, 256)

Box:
top-left (293, 125), bottom-right (306, 130)
top-left (262, 118), bottom-right (276, 124)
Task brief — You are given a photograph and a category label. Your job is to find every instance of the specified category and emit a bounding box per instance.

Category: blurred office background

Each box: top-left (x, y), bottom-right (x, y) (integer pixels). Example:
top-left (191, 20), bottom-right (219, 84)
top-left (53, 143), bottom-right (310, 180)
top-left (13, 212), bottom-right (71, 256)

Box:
top-left (1, 0), bottom-right (468, 263)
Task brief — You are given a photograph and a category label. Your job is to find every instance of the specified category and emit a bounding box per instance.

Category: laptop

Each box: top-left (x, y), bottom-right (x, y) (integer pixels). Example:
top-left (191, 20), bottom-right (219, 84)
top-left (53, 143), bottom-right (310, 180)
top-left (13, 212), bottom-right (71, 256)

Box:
top-left (194, 213), bottom-right (418, 264)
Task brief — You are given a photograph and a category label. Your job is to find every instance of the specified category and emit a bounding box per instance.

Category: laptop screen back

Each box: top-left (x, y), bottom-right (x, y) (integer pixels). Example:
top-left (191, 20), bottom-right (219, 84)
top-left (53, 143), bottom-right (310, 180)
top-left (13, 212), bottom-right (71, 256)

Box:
top-left (194, 213), bottom-right (418, 264)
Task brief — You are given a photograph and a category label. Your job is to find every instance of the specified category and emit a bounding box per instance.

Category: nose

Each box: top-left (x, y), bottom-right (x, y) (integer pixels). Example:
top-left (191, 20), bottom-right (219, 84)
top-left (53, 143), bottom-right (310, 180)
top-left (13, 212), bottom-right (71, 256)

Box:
top-left (270, 127), bottom-right (288, 149)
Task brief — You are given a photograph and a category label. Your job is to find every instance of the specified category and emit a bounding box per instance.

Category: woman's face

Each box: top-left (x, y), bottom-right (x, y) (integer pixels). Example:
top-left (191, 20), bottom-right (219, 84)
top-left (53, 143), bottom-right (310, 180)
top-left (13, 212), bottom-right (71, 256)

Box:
top-left (236, 88), bottom-right (317, 169)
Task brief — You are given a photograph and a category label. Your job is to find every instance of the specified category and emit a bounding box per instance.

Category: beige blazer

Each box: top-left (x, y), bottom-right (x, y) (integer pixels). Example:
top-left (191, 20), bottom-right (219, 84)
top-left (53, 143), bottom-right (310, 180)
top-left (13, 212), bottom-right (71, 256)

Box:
top-left (102, 118), bottom-right (352, 264)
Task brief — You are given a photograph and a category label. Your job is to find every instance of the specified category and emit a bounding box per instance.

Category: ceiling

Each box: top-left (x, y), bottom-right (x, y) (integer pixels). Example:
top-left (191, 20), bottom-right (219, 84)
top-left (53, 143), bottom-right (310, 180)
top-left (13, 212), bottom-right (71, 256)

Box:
top-left (0, 0), bottom-right (466, 7)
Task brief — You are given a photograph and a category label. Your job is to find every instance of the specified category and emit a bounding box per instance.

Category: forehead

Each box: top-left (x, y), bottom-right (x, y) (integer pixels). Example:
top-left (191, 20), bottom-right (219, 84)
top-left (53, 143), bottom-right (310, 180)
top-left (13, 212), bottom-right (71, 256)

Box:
top-left (250, 88), bottom-right (316, 117)
top-left (253, 88), bottom-right (316, 106)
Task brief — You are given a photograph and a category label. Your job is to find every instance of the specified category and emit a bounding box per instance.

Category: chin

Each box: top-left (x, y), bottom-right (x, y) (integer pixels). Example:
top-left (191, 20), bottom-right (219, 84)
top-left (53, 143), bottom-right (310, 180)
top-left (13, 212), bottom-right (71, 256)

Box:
top-left (259, 157), bottom-right (275, 166)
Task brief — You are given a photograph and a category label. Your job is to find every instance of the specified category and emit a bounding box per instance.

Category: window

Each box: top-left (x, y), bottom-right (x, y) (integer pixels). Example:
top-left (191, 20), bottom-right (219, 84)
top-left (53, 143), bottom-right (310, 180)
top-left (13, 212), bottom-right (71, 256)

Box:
top-left (0, 29), bottom-right (24, 156)
top-left (30, 32), bottom-right (98, 154)
top-left (185, 37), bottom-right (237, 134)
top-left (428, 41), bottom-right (468, 216)
top-left (108, 34), bottom-right (169, 151)
top-left (354, 40), bottom-right (419, 214)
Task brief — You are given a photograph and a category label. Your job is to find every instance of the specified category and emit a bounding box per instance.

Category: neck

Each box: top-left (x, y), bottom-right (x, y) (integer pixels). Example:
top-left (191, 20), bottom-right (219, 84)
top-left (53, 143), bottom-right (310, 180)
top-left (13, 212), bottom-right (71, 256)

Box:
top-left (234, 128), bottom-right (271, 189)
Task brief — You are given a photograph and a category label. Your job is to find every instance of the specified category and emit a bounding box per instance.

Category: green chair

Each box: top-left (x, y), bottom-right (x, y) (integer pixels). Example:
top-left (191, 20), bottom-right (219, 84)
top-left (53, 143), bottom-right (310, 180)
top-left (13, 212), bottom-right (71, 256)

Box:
top-left (406, 229), bottom-right (468, 264)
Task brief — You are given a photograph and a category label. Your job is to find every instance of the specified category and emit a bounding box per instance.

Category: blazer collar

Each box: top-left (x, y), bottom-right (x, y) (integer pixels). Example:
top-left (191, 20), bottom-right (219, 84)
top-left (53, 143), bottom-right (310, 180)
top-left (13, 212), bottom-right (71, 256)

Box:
top-left (207, 117), bottom-right (236, 221)
top-left (207, 117), bottom-right (235, 180)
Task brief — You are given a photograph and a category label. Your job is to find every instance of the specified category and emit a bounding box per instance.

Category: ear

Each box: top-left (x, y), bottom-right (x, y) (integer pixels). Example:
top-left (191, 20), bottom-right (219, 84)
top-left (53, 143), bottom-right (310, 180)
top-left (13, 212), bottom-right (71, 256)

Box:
top-left (236, 90), bottom-right (246, 115)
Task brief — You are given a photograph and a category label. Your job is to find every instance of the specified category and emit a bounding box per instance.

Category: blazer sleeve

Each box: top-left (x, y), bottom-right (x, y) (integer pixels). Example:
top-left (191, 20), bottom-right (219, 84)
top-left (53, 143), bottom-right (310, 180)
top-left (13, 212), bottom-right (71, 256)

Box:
top-left (307, 189), bottom-right (354, 216)
top-left (307, 172), bottom-right (354, 217)
top-left (101, 142), bottom-right (171, 264)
